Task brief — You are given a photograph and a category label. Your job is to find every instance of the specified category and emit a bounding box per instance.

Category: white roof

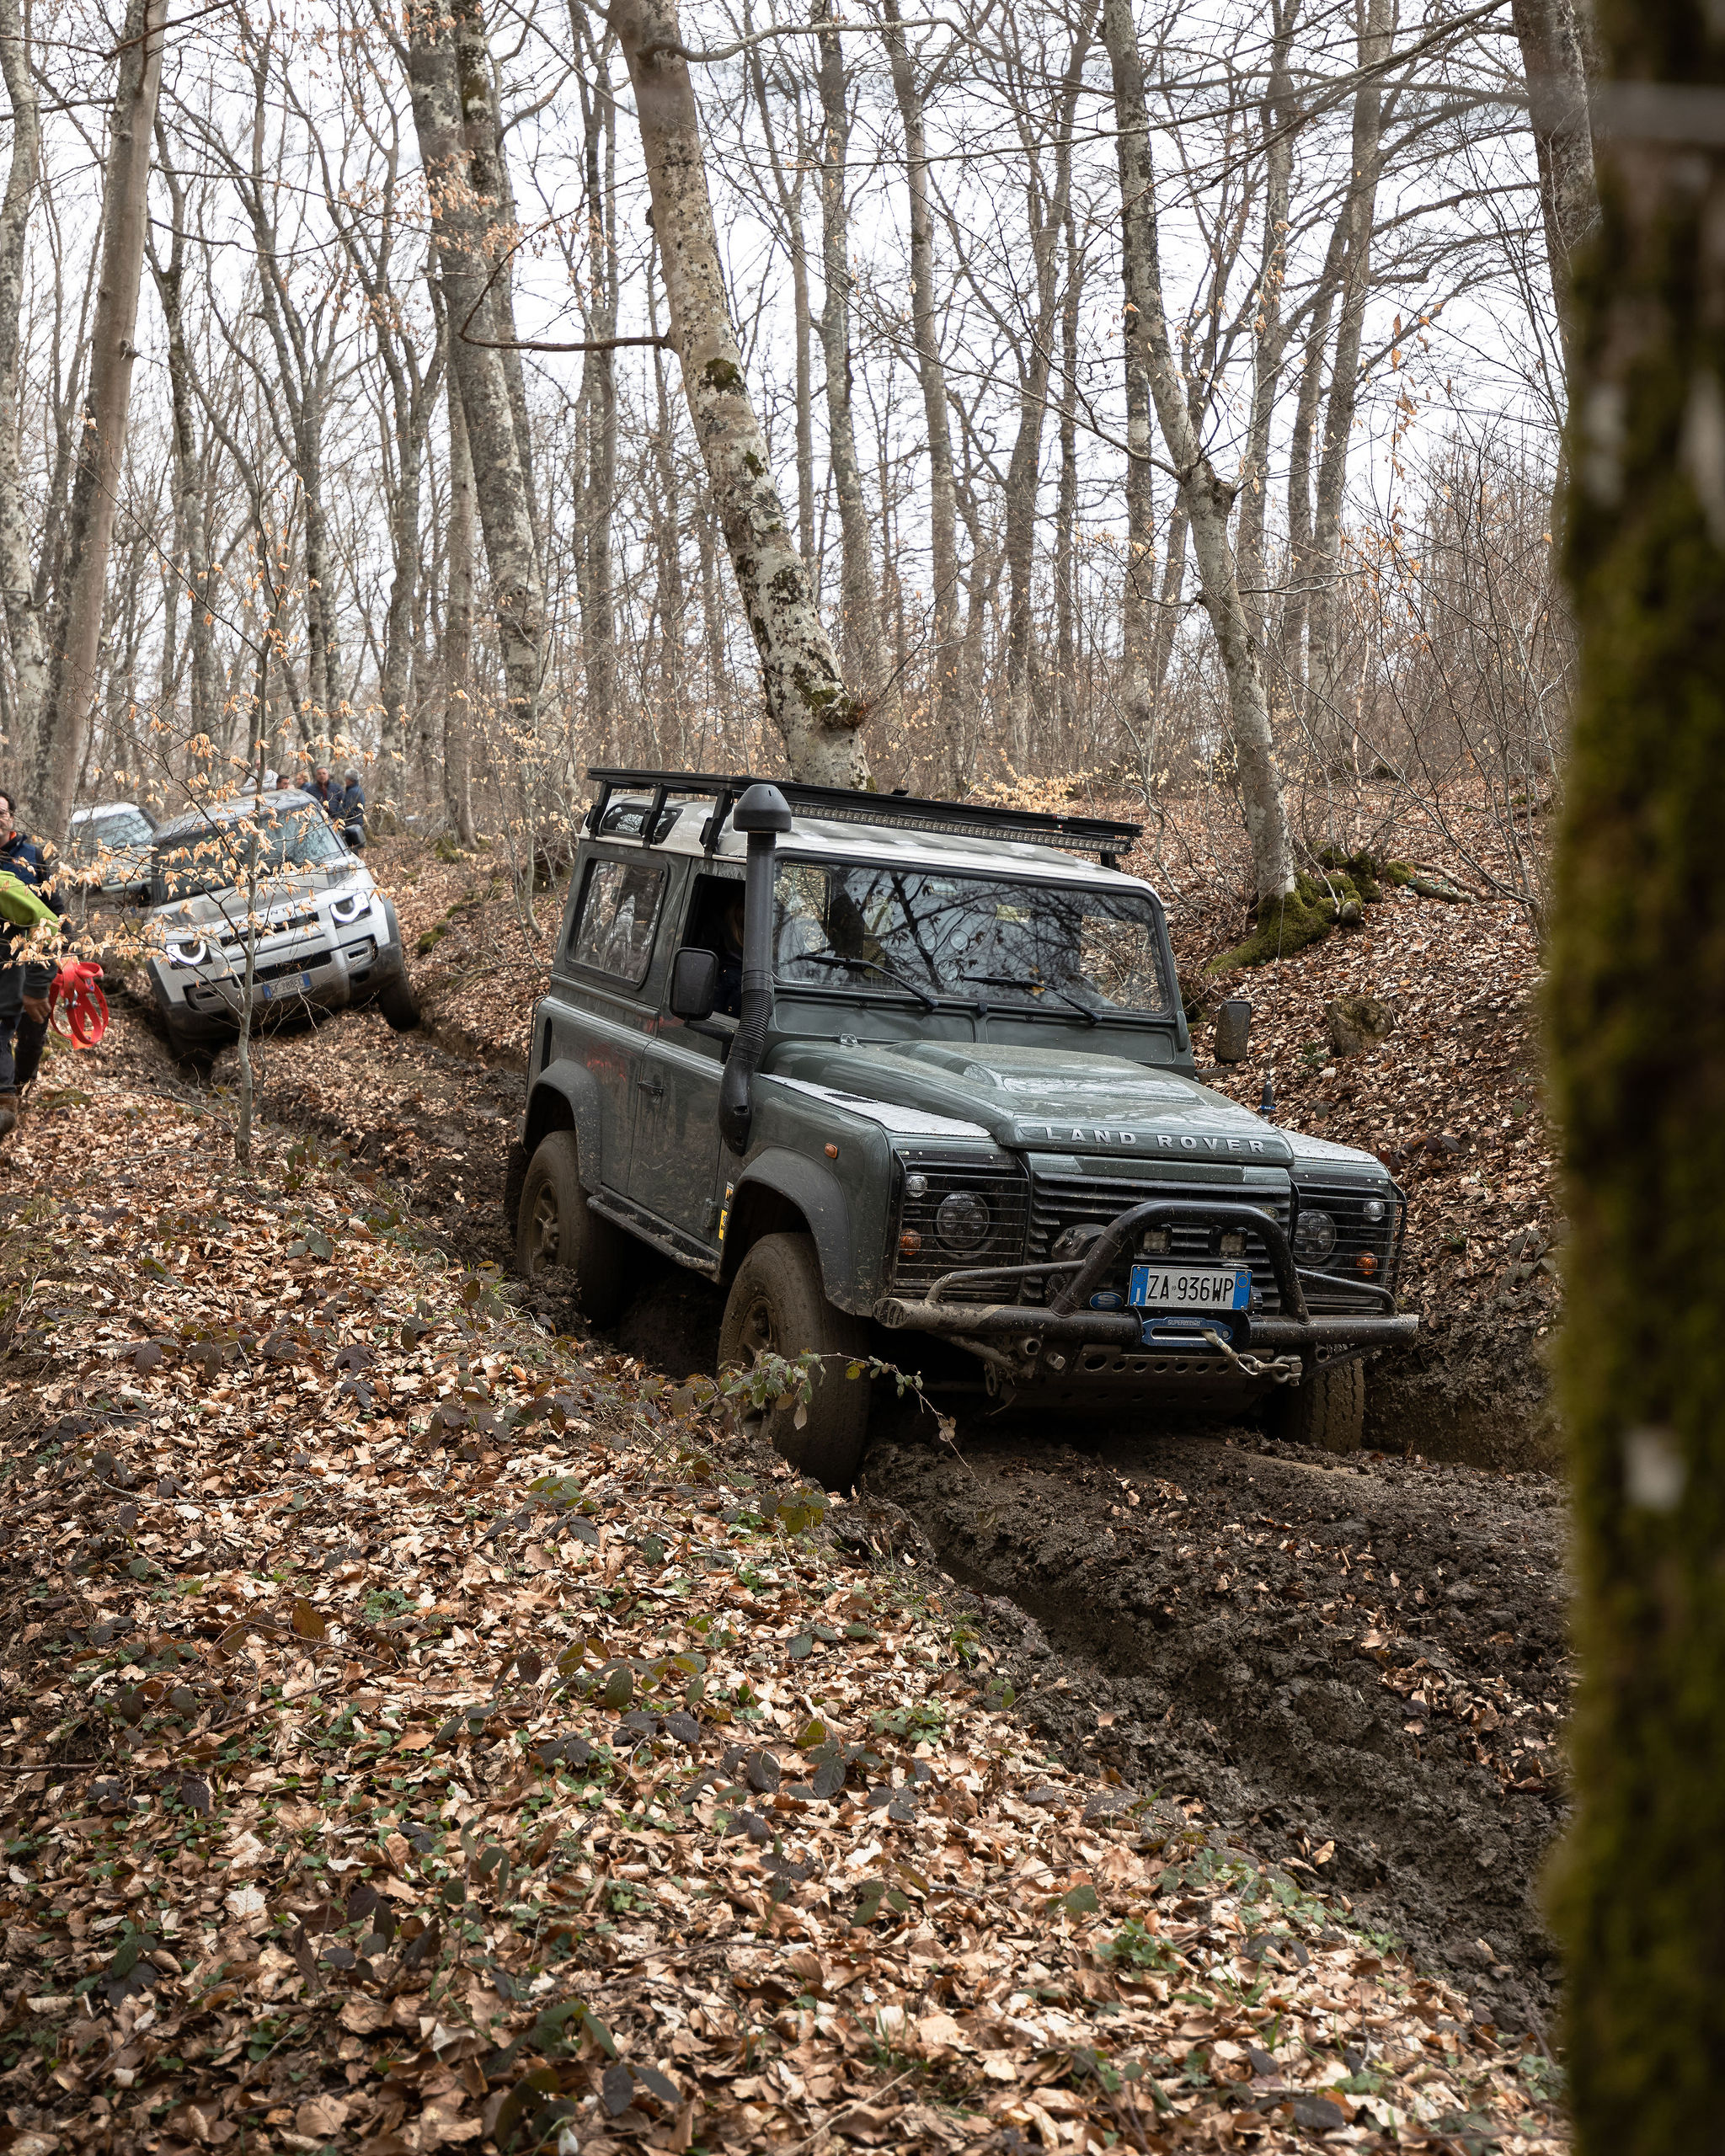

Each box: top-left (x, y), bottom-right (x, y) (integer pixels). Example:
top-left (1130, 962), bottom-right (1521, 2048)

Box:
top-left (601, 796), bottom-right (1151, 896)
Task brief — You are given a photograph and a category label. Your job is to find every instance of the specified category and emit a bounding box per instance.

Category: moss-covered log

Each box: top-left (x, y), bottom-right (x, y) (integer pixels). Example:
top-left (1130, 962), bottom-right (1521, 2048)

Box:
top-left (1548, 6), bottom-right (1725, 2144)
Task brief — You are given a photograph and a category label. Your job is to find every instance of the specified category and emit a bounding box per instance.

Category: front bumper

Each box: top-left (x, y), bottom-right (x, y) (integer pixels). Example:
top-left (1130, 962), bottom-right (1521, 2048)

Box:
top-left (873, 1197), bottom-right (1416, 1374)
top-left (152, 903), bottom-right (405, 1039)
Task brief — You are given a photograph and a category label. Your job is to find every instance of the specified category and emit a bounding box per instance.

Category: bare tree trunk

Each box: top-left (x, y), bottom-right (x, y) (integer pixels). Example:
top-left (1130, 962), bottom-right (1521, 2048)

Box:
top-left (408, 0), bottom-right (543, 753)
top-left (575, 30), bottom-right (620, 745)
top-left (646, 258), bottom-right (687, 746)
top-left (1278, 206), bottom-right (1348, 710)
top-left (470, 21), bottom-right (545, 586)
top-left (0, 0), bottom-right (50, 776)
top-left (36, 0), bottom-right (165, 841)
top-left (147, 139), bottom-right (220, 766)
top-left (1236, 1), bottom-right (1299, 677)
top-left (1509, 0), bottom-right (1596, 372)
top-left (1148, 499), bottom-right (1188, 704)
top-left (748, 48), bottom-right (815, 569)
top-left (882, 0), bottom-right (961, 742)
top-left (612, 0), bottom-right (867, 784)
top-left (1001, 14), bottom-right (1091, 770)
top-left (378, 391), bottom-right (430, 821)
top-left (815, 4), bottom-right (883, 718)
top-left (1306, 0), bottom-right (1391, 746)
top-left (1103, 0), bottom-right (1292, 900)
top-left (1055, 208), bottom-right (1082, 746)
top-left (443, 369), bottom-right (477, 845)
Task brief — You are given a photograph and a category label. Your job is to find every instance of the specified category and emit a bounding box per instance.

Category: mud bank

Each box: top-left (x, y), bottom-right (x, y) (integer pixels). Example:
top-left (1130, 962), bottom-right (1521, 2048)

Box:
top-left (862, 1418), bottom-right (1570, 2033)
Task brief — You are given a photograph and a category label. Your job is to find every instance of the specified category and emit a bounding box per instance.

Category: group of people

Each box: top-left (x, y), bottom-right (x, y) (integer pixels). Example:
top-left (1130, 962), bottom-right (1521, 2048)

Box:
top-left (0, 788), bottom-right (64, 1141)
top-left (302, 766), bottom-right (366, 846)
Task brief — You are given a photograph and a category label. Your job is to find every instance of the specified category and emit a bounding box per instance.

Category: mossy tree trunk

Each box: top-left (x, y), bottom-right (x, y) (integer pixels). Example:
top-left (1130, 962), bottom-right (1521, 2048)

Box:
top-left (1549, 5), bottom-right (1725, 2144)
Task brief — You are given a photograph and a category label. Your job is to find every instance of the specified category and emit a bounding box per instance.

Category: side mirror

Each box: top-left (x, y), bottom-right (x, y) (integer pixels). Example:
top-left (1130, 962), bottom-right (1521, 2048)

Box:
top-left (1214, 995), bottom-right (1252, 1063)
top-left (670, 945), bottom-right (719, 1022)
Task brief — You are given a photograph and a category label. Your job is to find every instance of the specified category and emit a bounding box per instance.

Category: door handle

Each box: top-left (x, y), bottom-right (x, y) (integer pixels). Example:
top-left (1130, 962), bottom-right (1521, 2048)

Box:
top-left (636, 1075), bottom-right (665, 1099)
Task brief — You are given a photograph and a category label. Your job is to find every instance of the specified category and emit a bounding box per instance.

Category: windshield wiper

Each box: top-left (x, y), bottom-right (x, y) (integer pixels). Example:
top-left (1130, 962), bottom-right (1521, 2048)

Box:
top-left (796, 952), bottom-right (938, 1011)
top-left (957, 972), bottom-right (1099, 1026)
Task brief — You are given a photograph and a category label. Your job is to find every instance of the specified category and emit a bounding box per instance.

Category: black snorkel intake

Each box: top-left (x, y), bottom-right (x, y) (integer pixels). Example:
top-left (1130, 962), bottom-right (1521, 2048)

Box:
top-left (718, 782), bottom-right (793, 1155)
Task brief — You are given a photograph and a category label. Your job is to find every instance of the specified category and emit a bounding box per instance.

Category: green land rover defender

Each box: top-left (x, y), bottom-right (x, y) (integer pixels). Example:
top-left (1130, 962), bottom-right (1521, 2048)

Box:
top-left (505, 770), bottom-right (1414, 1485)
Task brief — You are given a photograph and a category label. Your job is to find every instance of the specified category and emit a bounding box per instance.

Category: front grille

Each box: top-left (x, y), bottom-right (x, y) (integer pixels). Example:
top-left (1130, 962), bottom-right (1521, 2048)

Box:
top-left (220, 909), bottom-right (320, 945)
top-left (1027, 1173), bottom-right (1292, 1312)
top-left (1293, 1181), bottom-right (1401, 1310)
top-left (889, 1157), bottom-right (1031, 1300)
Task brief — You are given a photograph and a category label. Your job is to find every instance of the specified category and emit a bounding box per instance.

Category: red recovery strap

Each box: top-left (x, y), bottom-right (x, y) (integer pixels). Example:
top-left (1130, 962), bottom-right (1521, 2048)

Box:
top-left (48, 960), bottom-right (109, 1049)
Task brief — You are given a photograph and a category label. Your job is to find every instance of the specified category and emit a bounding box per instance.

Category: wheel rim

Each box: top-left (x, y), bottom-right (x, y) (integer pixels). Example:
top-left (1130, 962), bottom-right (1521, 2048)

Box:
top-left (526, 1184), bottom-right (561, 1273)
top-left (734, 1292), bottom-right (780, 1434)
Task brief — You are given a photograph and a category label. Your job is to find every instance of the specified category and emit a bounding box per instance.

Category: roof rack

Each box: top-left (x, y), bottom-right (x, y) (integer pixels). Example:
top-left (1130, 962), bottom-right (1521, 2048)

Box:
top-left (581, 766), bottom-right (1142, 863)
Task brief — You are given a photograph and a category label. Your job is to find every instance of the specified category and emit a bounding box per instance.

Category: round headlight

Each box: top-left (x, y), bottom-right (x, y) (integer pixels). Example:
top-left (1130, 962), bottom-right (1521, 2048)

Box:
top-left (935, 1190), bottom-right (991, 1255)
top-left (1293, 1209), bottom-right (1337, 1262)
top-left (1362, 1196), bottom-right (1386, 1223)
top-left (165, 936), bottom-right (208, 969)
top-left (904, 1171), bottom-right (929, 1199)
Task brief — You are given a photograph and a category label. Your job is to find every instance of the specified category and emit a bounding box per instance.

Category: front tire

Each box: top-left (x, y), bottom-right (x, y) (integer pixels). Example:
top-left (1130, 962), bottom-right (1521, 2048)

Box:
top-left (1269, 1356), bottom-right (1365, 1453)
top-left (718, 1232), bottom-right (871, 1489)
top-left (377, 973), bottom-right (419, 1031)
top-left (514, 1130), bottom-right (633, 1325)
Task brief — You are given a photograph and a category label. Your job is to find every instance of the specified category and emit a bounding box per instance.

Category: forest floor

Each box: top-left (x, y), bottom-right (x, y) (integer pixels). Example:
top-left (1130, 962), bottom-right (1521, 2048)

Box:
top-left (0, 807), bottom-right (1573, 2152)
top-left (0, 1025), bottom-right (1567, 2155)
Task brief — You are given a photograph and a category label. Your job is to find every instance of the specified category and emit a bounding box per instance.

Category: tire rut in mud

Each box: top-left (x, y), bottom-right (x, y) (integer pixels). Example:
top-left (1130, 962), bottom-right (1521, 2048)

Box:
top-left (862, 1419), bottom-right (1570, 2033)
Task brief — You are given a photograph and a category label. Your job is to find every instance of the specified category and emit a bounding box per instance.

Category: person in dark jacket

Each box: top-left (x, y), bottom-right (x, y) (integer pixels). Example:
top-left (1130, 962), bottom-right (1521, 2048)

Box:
top-left (0, 790), bottom-right (65, 1139)
top-left (330, 769), bottom-right (366, 847)
top-left (305, 766), bottom-right (334, 808)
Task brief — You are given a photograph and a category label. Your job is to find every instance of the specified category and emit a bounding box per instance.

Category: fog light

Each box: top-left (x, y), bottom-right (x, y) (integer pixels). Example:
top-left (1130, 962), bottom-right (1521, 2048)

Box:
top-left (899, 1230), bottom-right (922, 1256)
top-left (905, 1172), bottom-right (929, 1198)
top-left (1219, 1230), bottom-right (1246, 1258)
top-left (1357, 1250), bottom-right (1378, 1274)
top-left (1140, 1227), bottom-right (1172, 1256)
top-left (1363, 1196), bottom-right (1386, 1223)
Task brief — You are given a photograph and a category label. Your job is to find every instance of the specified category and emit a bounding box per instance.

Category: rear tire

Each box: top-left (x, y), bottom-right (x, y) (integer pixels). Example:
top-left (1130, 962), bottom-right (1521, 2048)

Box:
top-left (1270, 1356), bottom-right (1365, 1453)
top-left (514, 1130), bottom-right (633, 1325)
top-left (377, 974), bottom-right (419, 1031)
top-left (719, 1231), bottom-right (871, 1489)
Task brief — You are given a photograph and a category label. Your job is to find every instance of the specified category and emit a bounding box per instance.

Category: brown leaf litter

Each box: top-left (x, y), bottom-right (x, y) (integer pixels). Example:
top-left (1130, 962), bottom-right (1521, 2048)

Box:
top-left (0, 1055), bottom-right (1568, 2151)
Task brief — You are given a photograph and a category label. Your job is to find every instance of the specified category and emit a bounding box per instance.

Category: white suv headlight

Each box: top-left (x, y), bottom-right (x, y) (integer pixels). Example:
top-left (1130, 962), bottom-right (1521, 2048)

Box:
top-left (330, 889), bottom-right (370, 926)
top-left (165, 936), bottom-right (208, 969)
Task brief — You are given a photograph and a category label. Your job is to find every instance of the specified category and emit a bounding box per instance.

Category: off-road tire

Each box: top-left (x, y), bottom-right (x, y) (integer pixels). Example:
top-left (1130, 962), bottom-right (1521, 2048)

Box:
top-left (719, 1231), bottom-right (871, 1490)
top-left (514, 1130), bottom-right (633, 1325)
top-left (376, 974), bottom-right (420, 1032)
top-left (1272, 1356), bottom-right (1365, 1453)
top-left (162, 1010), bottom-right (216, 1079)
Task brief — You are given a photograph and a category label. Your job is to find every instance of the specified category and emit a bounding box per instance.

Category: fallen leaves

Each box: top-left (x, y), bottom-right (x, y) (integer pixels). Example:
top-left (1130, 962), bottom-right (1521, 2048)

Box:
top-left (0, 1035), bottom-right (1568, 2153)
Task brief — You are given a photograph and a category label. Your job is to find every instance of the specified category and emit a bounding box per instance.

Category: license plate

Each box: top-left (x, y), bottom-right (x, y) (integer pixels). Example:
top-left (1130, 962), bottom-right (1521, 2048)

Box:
top-left (1128, 1262), bottom-right (1251, 1310)
top-left (259, 972), bottom-right (312, 1002)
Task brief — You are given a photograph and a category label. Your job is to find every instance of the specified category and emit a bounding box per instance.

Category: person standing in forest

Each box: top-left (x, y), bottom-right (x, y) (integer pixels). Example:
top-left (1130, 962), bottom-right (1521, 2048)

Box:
top-left (0, 788), bottom-right (64, 1137)
top-left (331, 768), bottom-right (366, 849)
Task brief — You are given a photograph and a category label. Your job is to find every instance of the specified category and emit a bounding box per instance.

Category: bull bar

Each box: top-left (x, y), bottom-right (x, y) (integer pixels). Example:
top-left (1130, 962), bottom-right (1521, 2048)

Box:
top-left (873, 1198), bottom-right (1418, 1362)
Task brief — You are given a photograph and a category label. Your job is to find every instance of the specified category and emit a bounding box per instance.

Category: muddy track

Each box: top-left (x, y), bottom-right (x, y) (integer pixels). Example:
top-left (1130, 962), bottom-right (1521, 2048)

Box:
top-left (860, 1419), bottom-right (1569, 2033)
top-left (105, 995), bottom-right (1570, 2029)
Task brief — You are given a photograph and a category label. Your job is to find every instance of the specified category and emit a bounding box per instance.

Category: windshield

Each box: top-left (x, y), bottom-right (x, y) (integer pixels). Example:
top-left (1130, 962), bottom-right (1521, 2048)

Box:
top-left (772, 861), bottom-right (1173, 1018)
top-left (72, 808), bottom-right (152, 858)
top-left (152, 803), bottom-right (346, 902)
